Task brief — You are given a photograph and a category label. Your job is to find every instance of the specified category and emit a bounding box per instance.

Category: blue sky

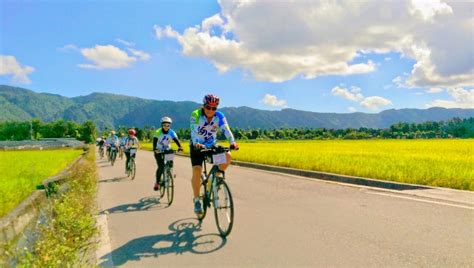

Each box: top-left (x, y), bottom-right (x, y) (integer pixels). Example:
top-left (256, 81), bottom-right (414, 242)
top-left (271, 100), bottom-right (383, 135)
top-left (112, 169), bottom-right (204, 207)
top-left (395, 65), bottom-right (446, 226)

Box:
top-left (1, 0), bottom-right (473, 113)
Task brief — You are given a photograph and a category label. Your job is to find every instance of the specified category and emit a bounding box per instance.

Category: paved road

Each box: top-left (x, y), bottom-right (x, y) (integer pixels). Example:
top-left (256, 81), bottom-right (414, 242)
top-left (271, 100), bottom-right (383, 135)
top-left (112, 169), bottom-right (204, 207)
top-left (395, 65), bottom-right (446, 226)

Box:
top-left (96, 150), bottom-right (473, 267)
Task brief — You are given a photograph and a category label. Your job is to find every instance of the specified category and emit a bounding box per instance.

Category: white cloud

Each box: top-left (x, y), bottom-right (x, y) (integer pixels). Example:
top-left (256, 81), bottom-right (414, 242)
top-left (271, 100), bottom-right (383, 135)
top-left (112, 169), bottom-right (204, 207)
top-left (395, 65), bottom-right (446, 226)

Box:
top-left (331, 86), bottom-right (364, 102)
top-left (155, 0), bottom-right (473, 87)
top-left (116, 38), bottom-right (135, 47)
top-left (332, 85), bottom-right (392, 111)
top-left (426, 88), bottom-right (474, 108)
top-left (360, 96), bottom-right (393, 110)
top-left (348, 107), bottom-right (357, 113)
top-left (78, 45), bottom-right (149, 69)
top-left (154, 25), bottom-right (180, 40)
top-left (262, 94), bottom-right (287, 108)
top-left (426, 87), bottom-right (443, 93)
top-left (409, 0), bottom-right (453, 22)
top-left (128, 48), bottom-right (151, 61)
top-left (59, 44), bottom-right (79, 52)
top-left (0, 55), bottom-right (35, 84)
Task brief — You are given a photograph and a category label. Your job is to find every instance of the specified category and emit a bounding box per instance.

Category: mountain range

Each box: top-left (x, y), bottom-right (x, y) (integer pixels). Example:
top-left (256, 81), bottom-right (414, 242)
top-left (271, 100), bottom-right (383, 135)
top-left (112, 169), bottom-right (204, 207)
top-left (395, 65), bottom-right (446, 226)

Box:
top-left (1, 85), bottom-right (473, 130)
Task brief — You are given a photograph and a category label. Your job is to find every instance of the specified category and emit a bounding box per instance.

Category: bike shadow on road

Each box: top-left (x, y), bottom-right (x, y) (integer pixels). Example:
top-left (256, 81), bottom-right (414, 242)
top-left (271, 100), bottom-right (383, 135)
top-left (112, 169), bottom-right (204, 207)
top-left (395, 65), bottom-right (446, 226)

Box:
top-left (99, 196), bottom-right (167, 215)
top-left (99, 176), bottom-right (130, 183)
top-left (98, 218), bottom-right (227, 266)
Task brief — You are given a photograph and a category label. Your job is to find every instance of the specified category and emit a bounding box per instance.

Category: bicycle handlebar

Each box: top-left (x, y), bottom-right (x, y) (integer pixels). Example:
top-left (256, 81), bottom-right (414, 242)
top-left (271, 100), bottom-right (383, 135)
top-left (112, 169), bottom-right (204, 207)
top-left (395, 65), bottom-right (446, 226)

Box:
top-left (199, 145), bottom-right (239, 155)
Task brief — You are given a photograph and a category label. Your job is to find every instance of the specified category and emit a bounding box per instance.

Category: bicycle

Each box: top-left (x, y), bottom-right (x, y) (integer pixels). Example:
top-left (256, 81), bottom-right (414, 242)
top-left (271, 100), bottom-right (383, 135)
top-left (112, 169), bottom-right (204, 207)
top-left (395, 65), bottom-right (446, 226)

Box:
top-left (196, 145), bottom-right (237, 237)
top-left (99, 146), bottom-right (104, 159)
top-left (126, 148), bottom-right (137, 180)
top-left (119, 145), bottom-right (124, 160)
top-left (110, 146), bottom-right (118, 166)
top-left (159, 149), bottom-right (175, 206)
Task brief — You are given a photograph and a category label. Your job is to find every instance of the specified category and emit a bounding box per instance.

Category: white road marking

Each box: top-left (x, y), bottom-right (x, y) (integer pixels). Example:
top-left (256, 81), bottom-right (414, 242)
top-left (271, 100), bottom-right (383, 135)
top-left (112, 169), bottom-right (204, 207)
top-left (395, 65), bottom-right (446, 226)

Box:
top-left (96, 214), bottom-right (114, 267)
top-left (365, 191), bottom-right (474, 210)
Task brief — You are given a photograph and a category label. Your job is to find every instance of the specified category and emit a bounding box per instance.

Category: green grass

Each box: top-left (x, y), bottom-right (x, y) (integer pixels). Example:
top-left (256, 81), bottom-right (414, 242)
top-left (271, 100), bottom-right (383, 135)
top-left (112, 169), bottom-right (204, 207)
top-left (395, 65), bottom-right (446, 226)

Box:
top-left (0, 149), bottom-right (83, 217)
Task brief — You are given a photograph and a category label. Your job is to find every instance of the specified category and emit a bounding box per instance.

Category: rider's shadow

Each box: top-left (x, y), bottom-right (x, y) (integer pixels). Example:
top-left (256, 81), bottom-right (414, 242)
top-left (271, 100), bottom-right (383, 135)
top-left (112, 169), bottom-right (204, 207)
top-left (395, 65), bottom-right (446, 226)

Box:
top-left (98, 218), bottom-right (227, 266)
top-left (99, 196), bottom-right (165, 215)
top-left (99, 176), bottom-right (129, 183)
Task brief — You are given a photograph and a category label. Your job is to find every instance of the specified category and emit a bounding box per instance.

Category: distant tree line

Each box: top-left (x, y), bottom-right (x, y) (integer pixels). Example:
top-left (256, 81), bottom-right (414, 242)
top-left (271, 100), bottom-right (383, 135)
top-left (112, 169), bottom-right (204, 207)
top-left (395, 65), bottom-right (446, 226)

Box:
top-left (1, 117), bottom-right (472, 143)
top-left (0, 119), bottom-right (96, 143)
top-left (110, 117), bottom-right (474, 141)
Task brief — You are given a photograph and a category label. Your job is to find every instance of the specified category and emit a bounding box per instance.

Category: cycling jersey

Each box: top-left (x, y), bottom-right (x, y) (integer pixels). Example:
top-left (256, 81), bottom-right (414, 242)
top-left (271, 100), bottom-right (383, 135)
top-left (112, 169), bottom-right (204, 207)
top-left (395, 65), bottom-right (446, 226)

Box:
top-left (106, 135), bottom-right (119, 147)
top-left (120, 137), bottom-right (127, 146)
top-left (125, 136), bottom-right (139, 149)
top-left (153, 128), bottom-right (179, 151)
top-left (190, 108), bottom-right (235, 148)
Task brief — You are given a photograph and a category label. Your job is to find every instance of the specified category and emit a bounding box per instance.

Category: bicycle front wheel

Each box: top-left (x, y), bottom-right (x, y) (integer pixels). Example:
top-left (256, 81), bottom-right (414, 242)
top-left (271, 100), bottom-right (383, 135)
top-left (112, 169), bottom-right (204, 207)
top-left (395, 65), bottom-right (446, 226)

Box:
top-left (166, 169), bottom-right (174, 205)
top-left (197, 180), bottom-right (208, 221)
top-left (130, 159), bottom-right (136, 180)
top-left (214, 179), bottom-right (234, 237)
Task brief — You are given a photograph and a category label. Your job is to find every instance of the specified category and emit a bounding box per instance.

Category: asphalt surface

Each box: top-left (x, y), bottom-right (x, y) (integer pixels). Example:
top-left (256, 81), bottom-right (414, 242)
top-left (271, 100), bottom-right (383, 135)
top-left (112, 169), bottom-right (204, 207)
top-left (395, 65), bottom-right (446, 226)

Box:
top-left (96, 149), bottom-right (473, 267)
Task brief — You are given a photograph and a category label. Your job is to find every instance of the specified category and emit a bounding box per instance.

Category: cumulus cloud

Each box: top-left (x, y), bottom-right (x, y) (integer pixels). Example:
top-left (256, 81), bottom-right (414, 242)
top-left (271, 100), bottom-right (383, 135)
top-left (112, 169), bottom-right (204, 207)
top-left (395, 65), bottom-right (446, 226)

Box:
top-left (348, 107), bottom-right (358, 113)
top-left (77, 45), bottom-right (149, 69)
top-left (426, 88), bottom-right (474, 108)
top-left (0, 55), bottom-right (35, 84)
top-left (262, 94), bottom-right (287, 108)
top-left (331, 86), bottom-right (364, 102)
top-left (128, 48), bottom-right (151, 61)
top-left (155, 0), bottom-right (473, 87)
top-left (360, 96), bottom-right (393, 110)
top-left (332, 85), bottom-right (392, 111)
top-left (426, 87), bottom-right (443, 93)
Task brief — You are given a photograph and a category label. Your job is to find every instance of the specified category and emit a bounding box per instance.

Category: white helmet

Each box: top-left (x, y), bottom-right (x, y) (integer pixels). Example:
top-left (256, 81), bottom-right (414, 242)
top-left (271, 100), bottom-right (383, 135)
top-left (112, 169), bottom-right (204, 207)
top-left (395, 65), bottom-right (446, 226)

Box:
top-left (161, 116), bottom-right (172, 124)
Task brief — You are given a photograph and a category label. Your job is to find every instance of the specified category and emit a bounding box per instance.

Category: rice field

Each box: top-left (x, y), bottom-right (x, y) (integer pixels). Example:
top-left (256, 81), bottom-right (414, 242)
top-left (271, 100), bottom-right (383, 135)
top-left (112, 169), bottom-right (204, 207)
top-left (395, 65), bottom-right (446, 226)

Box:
top-left (141, 139), bottom-right (474, 190)
top-left (0, 149), bottom-right (83, 217)
top-left (231, 139), bottom-right (474, 191)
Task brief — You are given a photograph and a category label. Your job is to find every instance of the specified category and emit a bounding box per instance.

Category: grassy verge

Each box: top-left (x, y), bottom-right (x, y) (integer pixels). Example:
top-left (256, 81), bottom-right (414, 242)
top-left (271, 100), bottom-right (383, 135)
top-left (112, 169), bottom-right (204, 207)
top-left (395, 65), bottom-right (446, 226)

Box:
top-left (0, 149), bottom-right (83, 217)
top-left (8, 147), bottom-right (98, 266)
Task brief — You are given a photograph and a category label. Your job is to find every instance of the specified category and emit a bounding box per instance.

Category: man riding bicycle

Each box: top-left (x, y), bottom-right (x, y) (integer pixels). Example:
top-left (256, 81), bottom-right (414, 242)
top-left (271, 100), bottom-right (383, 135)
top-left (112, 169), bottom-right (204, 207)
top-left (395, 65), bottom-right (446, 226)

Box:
top-left (190, 94), bottom-right (239, 215)
top-left (153, 116), bottom-right (183, 191)
top-left (106, 131), bottom-right (119, 159)
top-left (124, 129), bottom-right (140, 173)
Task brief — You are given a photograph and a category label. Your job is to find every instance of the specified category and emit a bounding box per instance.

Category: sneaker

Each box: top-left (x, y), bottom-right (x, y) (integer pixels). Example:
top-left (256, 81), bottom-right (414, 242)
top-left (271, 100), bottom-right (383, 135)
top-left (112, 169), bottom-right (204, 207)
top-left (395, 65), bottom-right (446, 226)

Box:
top-left (154, 183), bottom-right (160, 191)
top-left (194, 199), bottom-right (202, 214)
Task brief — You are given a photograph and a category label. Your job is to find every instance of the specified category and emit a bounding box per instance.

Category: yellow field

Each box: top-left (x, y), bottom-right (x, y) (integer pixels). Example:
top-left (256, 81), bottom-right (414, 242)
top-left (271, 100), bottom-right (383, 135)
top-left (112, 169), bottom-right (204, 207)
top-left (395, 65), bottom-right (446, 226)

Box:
top-left (141, 139), bottom-right (474, 190)
top-left (0, 149), bottom-right (83, 217)
top-left (232, 140), bottom-right (474, 190)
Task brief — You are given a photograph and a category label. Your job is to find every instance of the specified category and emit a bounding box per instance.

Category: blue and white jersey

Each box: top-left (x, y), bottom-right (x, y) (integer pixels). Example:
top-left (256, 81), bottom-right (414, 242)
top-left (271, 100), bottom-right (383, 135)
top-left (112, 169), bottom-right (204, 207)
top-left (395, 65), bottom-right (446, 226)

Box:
top-left (106, 135), bottom-right (119, 147)
top-left (154, 128), bottom-right (178, 151)
top-left (120, 137), bottom-right (127, 146)
top-left (190, 108), bottom-right (235, 148)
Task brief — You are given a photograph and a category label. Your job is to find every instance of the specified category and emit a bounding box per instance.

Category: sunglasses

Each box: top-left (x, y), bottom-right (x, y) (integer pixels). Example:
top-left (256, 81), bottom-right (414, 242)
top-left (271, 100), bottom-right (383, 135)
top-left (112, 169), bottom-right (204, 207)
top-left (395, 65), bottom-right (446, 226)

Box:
top-left (162, 124), bottom-right (170, 127)
top-left (205, 105), bottom-right (217, 111)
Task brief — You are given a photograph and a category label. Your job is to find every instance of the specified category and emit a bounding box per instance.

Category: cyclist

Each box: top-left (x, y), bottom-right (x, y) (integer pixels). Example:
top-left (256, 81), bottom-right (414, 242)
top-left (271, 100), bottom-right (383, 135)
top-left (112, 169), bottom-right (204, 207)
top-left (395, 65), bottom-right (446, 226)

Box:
top-left (106, 131), bottom-right (119, 160)
top-left (124, 129), bottom-right (140, 173)
top-left (153, 116), bottom-right (184, 191)
top-left (119, 132), bottom-right (127, 158)
top-left (97, 136), bottom-right (105, 153)
top-left (189, 94), bottom-right (239, 215)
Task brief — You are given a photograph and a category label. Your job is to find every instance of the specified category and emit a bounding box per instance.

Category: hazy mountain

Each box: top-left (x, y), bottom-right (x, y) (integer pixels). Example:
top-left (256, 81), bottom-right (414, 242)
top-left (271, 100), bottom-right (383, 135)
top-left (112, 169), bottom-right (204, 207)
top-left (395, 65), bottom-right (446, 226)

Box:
top-left (1, 85), bottom-right (473, 130)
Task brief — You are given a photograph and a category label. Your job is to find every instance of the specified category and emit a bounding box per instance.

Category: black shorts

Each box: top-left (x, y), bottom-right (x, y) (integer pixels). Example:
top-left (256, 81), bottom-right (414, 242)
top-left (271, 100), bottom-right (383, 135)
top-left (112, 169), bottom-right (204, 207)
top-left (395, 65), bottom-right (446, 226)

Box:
top-left (190, 144), bottom-right (205, 167)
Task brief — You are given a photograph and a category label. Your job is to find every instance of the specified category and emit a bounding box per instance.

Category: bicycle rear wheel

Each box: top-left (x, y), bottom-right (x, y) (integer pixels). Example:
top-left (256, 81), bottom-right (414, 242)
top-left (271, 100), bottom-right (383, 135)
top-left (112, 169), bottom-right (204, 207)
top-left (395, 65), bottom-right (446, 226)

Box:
top-left (166, 169), bottom-right (174, 205)
top-left (111, 150), bottom-right (116, 166)
top-left (214, 179), bottom-right (234, 237)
